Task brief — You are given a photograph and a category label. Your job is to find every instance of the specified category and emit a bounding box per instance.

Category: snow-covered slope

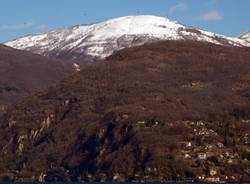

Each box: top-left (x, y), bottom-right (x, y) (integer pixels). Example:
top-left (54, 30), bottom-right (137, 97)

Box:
top-left (5, 15), bottom-right (250, 60)
top-left (239, 32), bottom-right (250, 42)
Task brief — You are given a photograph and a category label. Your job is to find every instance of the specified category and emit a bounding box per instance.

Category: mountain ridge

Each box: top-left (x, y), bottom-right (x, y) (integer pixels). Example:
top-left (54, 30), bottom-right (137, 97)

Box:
top-left (240, 31), bottom-right (250, 42)
top-left (4, 15), bottom-right (250, 60)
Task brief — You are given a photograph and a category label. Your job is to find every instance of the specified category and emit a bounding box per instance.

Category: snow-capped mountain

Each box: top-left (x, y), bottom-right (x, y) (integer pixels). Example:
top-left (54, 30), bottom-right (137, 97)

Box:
top-left (239, 31), bottom-right (250, 42)
top-left (4, 15), bottom-right (250, 60)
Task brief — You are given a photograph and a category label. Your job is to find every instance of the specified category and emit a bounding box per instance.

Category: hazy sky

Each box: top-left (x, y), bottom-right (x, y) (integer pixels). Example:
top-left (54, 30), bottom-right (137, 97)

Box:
top-left (1, 0), bottom-right (250, 42)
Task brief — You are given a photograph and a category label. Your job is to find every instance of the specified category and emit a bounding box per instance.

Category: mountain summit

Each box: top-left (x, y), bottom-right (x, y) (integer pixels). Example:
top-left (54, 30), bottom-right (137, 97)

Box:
top-left (5, 15), bottom-right (250, 60)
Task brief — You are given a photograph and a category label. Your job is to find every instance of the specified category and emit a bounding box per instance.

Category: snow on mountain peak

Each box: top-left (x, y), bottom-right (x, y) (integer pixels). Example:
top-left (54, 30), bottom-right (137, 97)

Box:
top-left (4, 15), bottom-right (250, 60)
top-left (239, 31), bottom-right (250, 42)
top-left (88, 15), bottom-right (183, 38)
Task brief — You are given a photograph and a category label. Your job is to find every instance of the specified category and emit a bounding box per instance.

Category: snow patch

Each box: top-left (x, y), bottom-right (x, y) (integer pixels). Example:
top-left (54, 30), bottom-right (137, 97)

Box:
top-left (73, 63), bottom-right (81, 72)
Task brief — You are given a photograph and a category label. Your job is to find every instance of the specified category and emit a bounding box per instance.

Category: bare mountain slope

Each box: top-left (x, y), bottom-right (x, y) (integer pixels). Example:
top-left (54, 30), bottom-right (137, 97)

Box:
top-left (1, 41), bottom-right (250, 182)
top-left (0, 44), bottom-right (75, 114)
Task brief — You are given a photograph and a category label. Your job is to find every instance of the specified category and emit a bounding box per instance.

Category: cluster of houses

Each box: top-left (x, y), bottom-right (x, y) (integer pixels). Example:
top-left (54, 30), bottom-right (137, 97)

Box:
top-left (177, 120), bottom-right (250, 182)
